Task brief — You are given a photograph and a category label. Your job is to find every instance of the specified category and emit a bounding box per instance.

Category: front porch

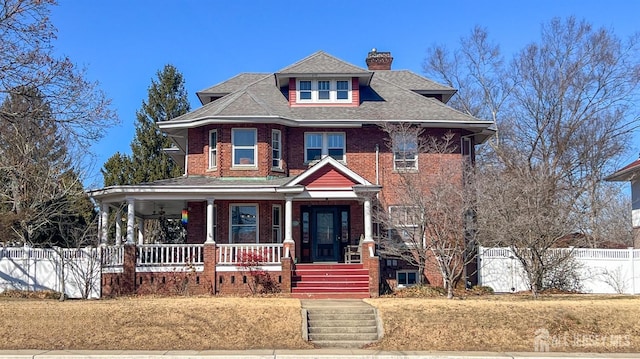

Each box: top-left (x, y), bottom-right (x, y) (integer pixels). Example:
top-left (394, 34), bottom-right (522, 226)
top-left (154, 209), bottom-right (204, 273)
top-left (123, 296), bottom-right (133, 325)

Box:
top-left (100, 241), bottom-right (379, 298)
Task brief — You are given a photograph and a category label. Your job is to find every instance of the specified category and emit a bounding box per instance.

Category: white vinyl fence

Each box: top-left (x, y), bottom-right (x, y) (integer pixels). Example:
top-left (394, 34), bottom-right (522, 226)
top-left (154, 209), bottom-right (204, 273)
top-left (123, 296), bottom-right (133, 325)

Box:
top-left (478, 247), bottom-right (640, 294)
top-left (0, 246), bottom-right (101, 299)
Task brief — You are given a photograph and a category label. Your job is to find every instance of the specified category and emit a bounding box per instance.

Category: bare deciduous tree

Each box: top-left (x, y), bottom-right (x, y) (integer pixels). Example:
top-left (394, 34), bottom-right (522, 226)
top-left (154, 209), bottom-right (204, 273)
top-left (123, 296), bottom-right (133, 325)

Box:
top-left (425, 18), bottom-right (640, 297)
top-left (0, 0), bottom-right (117, 150)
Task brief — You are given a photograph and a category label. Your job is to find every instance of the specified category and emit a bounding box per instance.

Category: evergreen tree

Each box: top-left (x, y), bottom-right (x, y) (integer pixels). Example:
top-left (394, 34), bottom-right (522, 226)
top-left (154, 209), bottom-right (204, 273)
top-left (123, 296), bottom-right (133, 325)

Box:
top-left (130, 64), bottom-right (190, 184)
top-left (100, 65), bottom-right (190, 243)
top-left (0, 86), bottom-right (92, 245)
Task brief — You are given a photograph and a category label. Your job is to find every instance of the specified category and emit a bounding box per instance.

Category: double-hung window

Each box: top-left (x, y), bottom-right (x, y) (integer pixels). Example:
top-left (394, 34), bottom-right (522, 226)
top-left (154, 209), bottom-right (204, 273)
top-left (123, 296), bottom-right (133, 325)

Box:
top-left (389, 206), bottom-right (421, 243)
top-left (304, 132), bottom-right (345, 162)
top-left (296, 79), bottom-right (351, 103)
top-left (208, 130), bottom-right (218, 169)
top-left (393, 133), bottom-right (418, 170)
top-left (299, 80), bottom-right (312, 100)
top-left (232, 128), bottom-right (257, 167)
top-left (272, 129), bottom-right (282, 169)
top-left (317, 80), bottom-right (331, 100)
top-left (230, 204), bottom-right (258, 243)
top-left (336, 80), bottom-right (349, 100)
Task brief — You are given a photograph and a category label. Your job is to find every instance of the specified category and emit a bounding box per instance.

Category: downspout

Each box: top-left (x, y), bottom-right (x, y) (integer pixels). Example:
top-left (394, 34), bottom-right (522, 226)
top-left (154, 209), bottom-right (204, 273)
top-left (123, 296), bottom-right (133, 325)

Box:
top-left (184, 136), bottom-right (189, 176)
top-left (375, 144), bottom-right (380, 186)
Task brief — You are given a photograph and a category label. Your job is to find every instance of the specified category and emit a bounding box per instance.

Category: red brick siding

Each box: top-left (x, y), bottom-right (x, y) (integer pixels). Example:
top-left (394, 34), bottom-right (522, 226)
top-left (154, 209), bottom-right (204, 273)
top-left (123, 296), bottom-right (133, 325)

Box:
top-left (187, 124), bottom-right (288, 177)
top-left (215, 271), bottom-right (284, 295)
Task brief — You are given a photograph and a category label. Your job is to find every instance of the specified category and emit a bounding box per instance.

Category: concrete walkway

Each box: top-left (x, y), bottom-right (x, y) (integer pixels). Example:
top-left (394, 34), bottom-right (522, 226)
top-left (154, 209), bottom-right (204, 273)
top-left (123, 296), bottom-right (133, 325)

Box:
top-left (1, 350), bottom-right (640, 358)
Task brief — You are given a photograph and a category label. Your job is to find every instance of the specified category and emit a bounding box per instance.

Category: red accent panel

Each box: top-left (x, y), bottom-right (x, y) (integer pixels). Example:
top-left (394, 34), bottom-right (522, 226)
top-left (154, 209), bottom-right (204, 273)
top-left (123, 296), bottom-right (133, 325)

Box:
top-left (288, 78), bottom-right (296, 107)
top-left (352, 77), bottom-right (359, 106)
top-left (301, 166), bottom-right (357, 188)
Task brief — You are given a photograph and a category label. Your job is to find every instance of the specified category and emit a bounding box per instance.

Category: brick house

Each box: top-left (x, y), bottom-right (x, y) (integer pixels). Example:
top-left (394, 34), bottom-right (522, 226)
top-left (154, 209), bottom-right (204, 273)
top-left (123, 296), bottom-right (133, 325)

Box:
top-left (88, 50), bottom-right (494, 298)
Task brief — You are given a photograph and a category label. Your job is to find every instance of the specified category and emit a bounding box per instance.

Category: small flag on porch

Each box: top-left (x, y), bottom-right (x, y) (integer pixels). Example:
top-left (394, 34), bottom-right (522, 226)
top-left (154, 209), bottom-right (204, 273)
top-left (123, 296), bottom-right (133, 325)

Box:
top-left (181, 209), bottom-right (188, 226)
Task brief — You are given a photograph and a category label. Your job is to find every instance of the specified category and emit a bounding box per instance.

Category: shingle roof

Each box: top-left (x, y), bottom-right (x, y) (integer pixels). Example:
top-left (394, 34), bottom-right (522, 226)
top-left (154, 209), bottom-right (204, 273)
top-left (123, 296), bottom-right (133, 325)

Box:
top-left (373, 70), bottom-right (454, 92)
top-left (143, 175), bottom-right (292, 187)
top-left (169, 67), bottom-right (478, 124)
top-left (161, 51), bottom-right (493, 132)
top-left (277, 51), bottom-right (370, 75)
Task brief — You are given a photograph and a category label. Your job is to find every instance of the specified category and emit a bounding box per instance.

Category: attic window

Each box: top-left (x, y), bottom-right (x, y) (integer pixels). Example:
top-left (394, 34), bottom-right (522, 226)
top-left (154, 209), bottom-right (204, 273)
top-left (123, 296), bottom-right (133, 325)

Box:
top-left (296, 79), bottom-right (351, 103)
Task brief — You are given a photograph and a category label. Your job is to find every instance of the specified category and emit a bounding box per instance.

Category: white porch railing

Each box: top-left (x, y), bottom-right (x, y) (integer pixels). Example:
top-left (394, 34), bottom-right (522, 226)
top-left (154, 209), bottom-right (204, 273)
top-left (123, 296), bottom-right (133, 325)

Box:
top-left (136, 244), bottom-right (204, 271)
top-left (217, 243), bottom-right (283, 265)
top-left (101, 245), bottom-right (124, 268)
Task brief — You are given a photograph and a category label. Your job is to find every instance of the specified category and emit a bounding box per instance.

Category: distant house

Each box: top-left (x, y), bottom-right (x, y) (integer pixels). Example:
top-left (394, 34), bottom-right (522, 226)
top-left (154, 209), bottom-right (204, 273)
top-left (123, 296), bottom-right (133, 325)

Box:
top-left (606, 156), bottom-right (640, 248)
top-left (88, 50), bottom-right (494, 297)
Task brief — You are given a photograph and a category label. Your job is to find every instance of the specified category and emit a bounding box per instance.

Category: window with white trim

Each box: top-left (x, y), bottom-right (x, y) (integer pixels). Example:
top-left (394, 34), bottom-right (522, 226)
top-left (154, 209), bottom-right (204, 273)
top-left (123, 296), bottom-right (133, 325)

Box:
top-left (208, 130), bottom-right (218, 169)
top-left (296, 79), bottom-right (352, 103)
top-left (397, 270), bottom-right (418, 287)
top-left (299, 80), bottom-right (312, 100)
top-left (393, 133), bottom-right (418, 170)
top-left (272, 129), bottom-right (282, 169)
top-left (304, 132), bottom-right (345, 162)
top-left (389, 206), bottom-right (421, 243)
top-left (230, 204), bottom-right (258, 243)
top-left (272, 205), bottom-right (281, 243)
top-left (232, 128), bottom-right (257, 167)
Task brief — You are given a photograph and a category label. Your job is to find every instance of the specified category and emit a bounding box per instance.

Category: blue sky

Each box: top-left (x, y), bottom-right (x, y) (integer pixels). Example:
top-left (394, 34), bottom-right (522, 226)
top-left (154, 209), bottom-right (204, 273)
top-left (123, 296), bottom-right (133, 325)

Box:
top-left (49, 1), bottom-right (640, 188)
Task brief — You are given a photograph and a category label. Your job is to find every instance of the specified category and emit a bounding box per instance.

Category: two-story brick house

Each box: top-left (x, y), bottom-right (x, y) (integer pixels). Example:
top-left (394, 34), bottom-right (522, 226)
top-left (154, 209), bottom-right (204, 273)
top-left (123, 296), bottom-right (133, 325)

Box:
top-left (89, 50), bottom-right (494, 298)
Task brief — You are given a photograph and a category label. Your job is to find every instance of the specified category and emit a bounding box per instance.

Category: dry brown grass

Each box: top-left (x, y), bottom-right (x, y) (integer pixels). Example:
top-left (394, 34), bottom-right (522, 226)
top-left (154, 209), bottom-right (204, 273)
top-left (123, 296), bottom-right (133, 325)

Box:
top-left (366, 295), bottom-right (640, 352)
top-left (0, 296), bottom-right (313, 350)
top-left (1, 294), bottom-right (640, 352)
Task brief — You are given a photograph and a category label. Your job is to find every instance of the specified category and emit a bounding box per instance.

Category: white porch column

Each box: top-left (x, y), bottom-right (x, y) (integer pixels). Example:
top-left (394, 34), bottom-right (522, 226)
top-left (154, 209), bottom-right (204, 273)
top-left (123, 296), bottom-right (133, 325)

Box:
top-left (126, 198), bottom-right (135, 244)
top-left (100, 203), bottom-right (109, 245)
top-left (137, 219), bottom-right (144, 245)
top-left (206, 198), bottom-right (215, 243)
top-left (115, 211), bottom-right (122, 246)
top-left (284, 196), bottom-right (294, 243)
top-left (363, 197), bottom-right (374, 243)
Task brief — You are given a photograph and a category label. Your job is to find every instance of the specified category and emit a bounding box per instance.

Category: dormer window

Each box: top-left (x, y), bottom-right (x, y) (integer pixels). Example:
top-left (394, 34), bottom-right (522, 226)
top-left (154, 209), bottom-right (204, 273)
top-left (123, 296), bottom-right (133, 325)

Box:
top-left (296, 79), bottom-right (351, 103)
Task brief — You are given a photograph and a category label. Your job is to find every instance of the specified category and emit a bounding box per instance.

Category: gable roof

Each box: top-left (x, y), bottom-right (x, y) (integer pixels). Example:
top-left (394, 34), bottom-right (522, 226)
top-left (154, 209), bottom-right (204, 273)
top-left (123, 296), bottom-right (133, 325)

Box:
top-left (286, 156), bottom-right (373, 188)
top-left (605, 158), bottom-right (640, 181)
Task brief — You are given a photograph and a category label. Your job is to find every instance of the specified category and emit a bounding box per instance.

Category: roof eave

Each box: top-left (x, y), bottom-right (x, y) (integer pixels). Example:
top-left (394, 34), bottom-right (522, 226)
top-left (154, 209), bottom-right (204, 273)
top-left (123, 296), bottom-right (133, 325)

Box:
top-left (275, 72), bottom-right (374, 88)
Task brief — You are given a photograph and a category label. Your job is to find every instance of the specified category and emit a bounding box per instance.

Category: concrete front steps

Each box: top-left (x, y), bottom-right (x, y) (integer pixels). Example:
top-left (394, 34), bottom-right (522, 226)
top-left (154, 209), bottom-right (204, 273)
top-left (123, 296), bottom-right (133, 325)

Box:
top-left (302, 299), bottom-right (381, 349)
top-left (290, 263), bottom-right (370, 299)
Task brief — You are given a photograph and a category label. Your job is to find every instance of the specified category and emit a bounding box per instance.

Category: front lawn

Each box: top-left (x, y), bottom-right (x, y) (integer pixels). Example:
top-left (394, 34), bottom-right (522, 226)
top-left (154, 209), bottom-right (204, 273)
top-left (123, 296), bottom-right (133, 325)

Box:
top-left (1, 294), bottom-right (639, 352)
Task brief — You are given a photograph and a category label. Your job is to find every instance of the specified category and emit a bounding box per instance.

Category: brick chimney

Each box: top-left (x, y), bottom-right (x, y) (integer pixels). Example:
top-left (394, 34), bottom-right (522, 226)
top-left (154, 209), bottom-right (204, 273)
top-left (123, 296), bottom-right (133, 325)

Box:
top-left (366, 48), bottom-right (393, 70)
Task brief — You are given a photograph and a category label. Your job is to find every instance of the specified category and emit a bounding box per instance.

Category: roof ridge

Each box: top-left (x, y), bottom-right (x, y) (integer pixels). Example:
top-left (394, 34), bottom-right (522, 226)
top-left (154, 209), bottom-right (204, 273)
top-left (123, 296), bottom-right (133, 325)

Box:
top-left (276, 50), bottom-right (327, 73)
top-left (276, 50), bottom-right (369, 73)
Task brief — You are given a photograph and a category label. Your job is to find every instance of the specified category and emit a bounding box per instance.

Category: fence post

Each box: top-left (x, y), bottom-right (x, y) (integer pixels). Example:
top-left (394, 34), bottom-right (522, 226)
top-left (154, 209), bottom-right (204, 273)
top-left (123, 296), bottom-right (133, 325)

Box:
top-left (53, 247), bottom-right (63, 296)
top-left (630, 247), bottom-right (636, 295)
